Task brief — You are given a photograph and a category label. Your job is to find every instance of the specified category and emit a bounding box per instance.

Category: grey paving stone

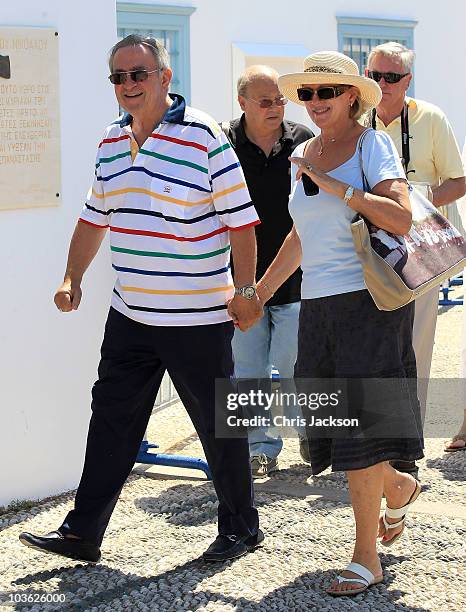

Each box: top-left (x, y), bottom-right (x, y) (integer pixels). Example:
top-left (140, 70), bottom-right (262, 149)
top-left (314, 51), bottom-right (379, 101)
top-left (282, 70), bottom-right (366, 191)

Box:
top-left (0, 295), bottom-right (464, 611)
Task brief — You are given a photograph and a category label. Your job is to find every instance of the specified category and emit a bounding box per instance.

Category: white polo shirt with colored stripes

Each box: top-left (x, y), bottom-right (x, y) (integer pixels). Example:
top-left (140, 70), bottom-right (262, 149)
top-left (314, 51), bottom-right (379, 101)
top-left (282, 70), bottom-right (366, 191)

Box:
top-left (80, 94), bottom-right (260, 326)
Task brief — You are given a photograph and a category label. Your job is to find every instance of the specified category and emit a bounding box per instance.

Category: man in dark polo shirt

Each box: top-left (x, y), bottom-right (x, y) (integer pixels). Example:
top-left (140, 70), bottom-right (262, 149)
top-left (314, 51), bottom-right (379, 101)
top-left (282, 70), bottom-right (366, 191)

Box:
top-left (222, 65), bottom-right (313, 477)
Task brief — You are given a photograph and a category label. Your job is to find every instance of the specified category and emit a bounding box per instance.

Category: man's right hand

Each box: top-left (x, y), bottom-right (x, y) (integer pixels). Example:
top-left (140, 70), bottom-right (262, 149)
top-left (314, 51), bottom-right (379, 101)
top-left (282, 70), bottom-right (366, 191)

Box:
top-left (53, 220), bottom-right (108, 312)
top-left (54, 280), bottom-right (82, 312)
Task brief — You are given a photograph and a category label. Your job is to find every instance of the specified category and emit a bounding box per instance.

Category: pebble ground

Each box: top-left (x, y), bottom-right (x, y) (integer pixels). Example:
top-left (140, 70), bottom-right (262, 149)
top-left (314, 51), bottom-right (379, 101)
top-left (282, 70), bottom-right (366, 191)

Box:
top-left (0, 291), bottom-right (464, 611)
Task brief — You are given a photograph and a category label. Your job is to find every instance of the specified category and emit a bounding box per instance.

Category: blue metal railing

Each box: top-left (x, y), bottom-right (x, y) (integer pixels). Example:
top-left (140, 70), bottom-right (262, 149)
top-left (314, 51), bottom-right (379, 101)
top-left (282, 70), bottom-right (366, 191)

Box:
top-left (439, 273), bottom-right (463, 306)
top-left (136, 441), bottom-right (212, 479)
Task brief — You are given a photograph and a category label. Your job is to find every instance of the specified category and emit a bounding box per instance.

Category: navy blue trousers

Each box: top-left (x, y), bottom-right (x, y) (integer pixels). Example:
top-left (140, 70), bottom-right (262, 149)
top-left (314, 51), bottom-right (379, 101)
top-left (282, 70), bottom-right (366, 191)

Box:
top-left (60, 308), bottom-right (259, 546)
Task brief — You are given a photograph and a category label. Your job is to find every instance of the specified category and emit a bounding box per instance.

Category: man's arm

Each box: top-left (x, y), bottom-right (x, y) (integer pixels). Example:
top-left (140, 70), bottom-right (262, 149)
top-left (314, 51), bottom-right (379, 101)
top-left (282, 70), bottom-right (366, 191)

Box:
top-left (228, 226), bottom-right (262, 331)
top-left (206, 124), bottom-right (261, 330)
top-left (54, 221), bottom-right (107, 312)
top-left (432, 176), bottom-right (466, 207)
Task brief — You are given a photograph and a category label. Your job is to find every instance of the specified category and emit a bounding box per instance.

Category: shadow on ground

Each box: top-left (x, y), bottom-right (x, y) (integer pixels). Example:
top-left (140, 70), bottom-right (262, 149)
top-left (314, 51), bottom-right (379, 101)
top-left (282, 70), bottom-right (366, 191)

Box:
top-left (425, 454), bottom-right (465, 482)
top-left (4, 550), bottom-right (429, 612)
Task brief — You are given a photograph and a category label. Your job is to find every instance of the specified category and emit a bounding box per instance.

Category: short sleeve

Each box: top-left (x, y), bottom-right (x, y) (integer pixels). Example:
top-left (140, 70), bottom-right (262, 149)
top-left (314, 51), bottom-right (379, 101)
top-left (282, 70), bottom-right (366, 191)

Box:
top-left (207, 130), bottom-right (260, 230)
top-left (432, 110), bottom-right (465, 180)
top-left (79, 139), bottom-right (109, 229)
top-left (361, 130), bottom-right (406, 190)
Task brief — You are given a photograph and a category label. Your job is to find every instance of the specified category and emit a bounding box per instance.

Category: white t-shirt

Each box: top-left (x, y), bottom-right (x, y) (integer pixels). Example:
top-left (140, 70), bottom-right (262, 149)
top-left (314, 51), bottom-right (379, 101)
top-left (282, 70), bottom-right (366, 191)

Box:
top-left (289, 129), bottom-right (406, 299)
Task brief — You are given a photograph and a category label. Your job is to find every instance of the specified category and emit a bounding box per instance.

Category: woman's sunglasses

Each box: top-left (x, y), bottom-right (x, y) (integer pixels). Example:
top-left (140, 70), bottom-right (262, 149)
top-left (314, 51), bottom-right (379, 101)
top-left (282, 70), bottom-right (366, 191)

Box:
top-left (297, 86), bottom-right (348, 102)
top-left (108, 68), bottom-right (162, 85)
top-left (365, 70), bottom-right (409, 84)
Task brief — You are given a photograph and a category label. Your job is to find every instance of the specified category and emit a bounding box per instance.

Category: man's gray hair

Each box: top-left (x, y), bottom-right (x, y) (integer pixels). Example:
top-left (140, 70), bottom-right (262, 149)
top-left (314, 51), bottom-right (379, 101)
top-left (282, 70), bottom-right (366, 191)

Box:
top-left (237, 65), bottom-right (280, 97)
top-left (108, 34), bottom-right (170, 72)
top-left (237, 74), bottom-right (249, 98)
top-left (368, 42), bottom-right (415, 73)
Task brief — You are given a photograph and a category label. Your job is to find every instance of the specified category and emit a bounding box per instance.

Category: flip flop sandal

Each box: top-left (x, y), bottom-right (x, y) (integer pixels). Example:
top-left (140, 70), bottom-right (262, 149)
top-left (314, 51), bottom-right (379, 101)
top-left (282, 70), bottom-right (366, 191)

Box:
top-left (444, 434), bottom-right (466, 453)
top-left (327, 561), bottom-right (384, 597)
top-left (381, 479), bottom-right (422, 547)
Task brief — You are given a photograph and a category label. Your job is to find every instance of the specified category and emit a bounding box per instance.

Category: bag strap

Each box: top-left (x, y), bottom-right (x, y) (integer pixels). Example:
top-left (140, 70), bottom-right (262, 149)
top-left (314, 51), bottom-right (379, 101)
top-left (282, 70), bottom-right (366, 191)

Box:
top-left (358, 128), bottom-right (373, 192)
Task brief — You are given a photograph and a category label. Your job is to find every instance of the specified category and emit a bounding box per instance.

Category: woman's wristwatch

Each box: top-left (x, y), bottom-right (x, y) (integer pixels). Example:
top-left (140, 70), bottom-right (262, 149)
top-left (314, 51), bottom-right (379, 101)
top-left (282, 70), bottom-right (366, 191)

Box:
top-left (343, 185), bottom-right (355, 205)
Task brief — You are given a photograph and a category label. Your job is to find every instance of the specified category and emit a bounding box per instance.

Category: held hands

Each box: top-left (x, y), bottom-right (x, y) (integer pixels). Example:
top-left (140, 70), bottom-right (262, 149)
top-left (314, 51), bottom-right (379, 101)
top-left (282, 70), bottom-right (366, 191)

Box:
top-left (227, 294), bottom-right (263, 332)
top-left (54, 279), bottom-right (82, 312)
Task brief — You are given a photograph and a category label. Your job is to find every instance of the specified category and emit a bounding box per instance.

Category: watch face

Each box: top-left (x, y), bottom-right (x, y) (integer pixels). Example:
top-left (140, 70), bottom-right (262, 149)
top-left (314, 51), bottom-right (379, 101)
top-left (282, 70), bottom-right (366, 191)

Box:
top-left (243, 286), bottom-right (256, 299)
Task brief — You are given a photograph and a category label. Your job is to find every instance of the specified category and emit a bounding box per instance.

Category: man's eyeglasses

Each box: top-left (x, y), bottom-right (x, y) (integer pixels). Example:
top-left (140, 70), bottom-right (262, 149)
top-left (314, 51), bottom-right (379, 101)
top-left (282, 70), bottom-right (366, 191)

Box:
top-left (247, 96), bottom-right (288, 108)
top-left (297, 86), bottom-right (348, 102)
top-left (365, 70), bottom-right (409, 84)
top-left (108, 68), bottom-right (162, 85)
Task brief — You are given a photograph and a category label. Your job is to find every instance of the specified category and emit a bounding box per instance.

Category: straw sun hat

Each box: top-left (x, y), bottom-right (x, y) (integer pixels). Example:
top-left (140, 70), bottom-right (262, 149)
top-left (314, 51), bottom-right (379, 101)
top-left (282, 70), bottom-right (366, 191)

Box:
top-left (278, 51), bottom-right (382, 112)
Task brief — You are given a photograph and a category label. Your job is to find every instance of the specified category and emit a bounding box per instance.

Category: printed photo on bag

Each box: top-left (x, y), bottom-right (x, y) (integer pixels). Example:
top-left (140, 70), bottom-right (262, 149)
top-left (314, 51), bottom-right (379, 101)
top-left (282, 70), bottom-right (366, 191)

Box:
top-left (366, 186), bottom-right (466, 290)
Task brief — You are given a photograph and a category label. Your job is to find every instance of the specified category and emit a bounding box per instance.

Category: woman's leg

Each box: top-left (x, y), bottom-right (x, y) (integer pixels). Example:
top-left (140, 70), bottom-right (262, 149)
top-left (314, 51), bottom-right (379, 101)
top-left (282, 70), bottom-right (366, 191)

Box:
top-left (328, 463), bottom-right (384, 594)
top-left (379, 461), bottom-right (419, 542)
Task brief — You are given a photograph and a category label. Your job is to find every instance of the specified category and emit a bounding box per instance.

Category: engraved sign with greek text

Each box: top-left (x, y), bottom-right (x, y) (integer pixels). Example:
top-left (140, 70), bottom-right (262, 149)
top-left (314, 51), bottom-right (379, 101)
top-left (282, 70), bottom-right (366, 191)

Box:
top-left (0, 27), bottom-right (61, 210)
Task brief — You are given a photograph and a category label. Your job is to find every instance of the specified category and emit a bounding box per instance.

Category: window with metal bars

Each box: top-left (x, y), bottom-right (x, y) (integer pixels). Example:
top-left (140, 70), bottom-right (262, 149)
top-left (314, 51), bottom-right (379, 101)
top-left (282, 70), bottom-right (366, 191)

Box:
top-left (116, 3), bottom-right (196, 101)
top-left (337, 16), bottom-right (416, 95)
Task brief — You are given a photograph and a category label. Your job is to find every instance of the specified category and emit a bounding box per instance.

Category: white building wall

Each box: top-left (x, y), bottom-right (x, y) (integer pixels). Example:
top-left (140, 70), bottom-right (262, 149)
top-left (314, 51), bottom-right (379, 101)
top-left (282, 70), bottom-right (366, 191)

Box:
top-left (2, 0), bottom-right (464, 506)
top-left (187, 0), bottom-right (466, 144)
top-left (120, 0), bottom-right (466, 146)
top-left (0, 0), bottom-right (117, 506)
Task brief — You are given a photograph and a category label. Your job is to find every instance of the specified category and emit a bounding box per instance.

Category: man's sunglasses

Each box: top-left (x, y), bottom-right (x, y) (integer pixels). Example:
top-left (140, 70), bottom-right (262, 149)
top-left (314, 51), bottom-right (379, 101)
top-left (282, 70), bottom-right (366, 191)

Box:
top-left (108, 68), bottom-right (162, 85)
top-left (247, 96), bottom-right (288, 108)
top-left (365, 70), bottom-right (409, 84)
top-left (297, 86), bottom-right (348, 102)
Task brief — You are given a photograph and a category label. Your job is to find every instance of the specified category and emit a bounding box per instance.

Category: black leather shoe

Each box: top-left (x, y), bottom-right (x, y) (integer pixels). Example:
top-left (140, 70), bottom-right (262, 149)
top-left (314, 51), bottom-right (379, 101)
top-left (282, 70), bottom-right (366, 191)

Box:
top-left (203, 529), bottom-right (264, 562)
top-left (19, 531), bottom-right (101, 564)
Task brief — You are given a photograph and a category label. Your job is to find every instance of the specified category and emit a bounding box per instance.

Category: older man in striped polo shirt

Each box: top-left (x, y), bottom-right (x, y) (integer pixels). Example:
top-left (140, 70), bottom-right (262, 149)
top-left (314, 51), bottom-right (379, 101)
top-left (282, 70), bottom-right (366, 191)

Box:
top-left (19, 35), bottom-right (263, 564)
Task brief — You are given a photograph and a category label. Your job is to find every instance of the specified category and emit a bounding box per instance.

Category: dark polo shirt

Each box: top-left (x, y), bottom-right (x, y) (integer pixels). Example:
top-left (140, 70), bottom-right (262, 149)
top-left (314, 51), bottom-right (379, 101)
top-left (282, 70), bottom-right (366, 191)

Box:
top-left (224, 115), bottom-right (313, 306)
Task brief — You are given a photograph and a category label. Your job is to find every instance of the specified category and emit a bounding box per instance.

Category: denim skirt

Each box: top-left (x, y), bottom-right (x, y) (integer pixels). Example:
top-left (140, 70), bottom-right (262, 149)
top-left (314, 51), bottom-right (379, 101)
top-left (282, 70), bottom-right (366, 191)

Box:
top-left (295, 290), bottom-right (425, 474)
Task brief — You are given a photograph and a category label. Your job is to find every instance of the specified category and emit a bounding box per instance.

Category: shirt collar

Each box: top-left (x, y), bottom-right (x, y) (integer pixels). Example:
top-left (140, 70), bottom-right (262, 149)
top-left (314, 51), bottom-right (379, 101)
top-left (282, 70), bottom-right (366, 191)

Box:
top-left (281, 120), bottom-right (293, 142)
top-left (375, 97), bottom-right (418, 127)
top-left (405, 96), bottom-right (417, 110)
top-left (118, 93), bottom-right (186, 128)
top-left (236, 114), bottom-right (292, 145)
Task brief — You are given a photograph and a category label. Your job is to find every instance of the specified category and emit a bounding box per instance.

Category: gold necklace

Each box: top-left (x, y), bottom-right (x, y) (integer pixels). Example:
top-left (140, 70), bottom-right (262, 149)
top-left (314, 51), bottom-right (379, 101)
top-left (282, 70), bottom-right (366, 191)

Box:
top-left (318, 134), bottom-right (336, 156)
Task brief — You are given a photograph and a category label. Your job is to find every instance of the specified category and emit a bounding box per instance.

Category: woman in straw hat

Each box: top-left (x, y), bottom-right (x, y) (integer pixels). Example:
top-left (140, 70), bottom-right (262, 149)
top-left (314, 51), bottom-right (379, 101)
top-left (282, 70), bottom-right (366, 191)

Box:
top-left (256, 51), bottom-right (424, 596)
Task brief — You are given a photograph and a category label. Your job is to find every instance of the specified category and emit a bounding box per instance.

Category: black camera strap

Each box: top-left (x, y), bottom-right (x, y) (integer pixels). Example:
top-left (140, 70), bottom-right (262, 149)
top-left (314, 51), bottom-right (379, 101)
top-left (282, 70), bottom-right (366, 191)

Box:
top-left (371, 102), bottom-right (412, 176)
top-left (400, 102), bottom-right (411, 175)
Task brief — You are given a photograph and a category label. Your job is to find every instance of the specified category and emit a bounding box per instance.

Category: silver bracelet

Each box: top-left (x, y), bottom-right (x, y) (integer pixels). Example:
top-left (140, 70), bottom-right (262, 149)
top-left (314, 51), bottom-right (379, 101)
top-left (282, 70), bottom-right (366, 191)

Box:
top-left (261, 281), bottom-right (275, 298)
